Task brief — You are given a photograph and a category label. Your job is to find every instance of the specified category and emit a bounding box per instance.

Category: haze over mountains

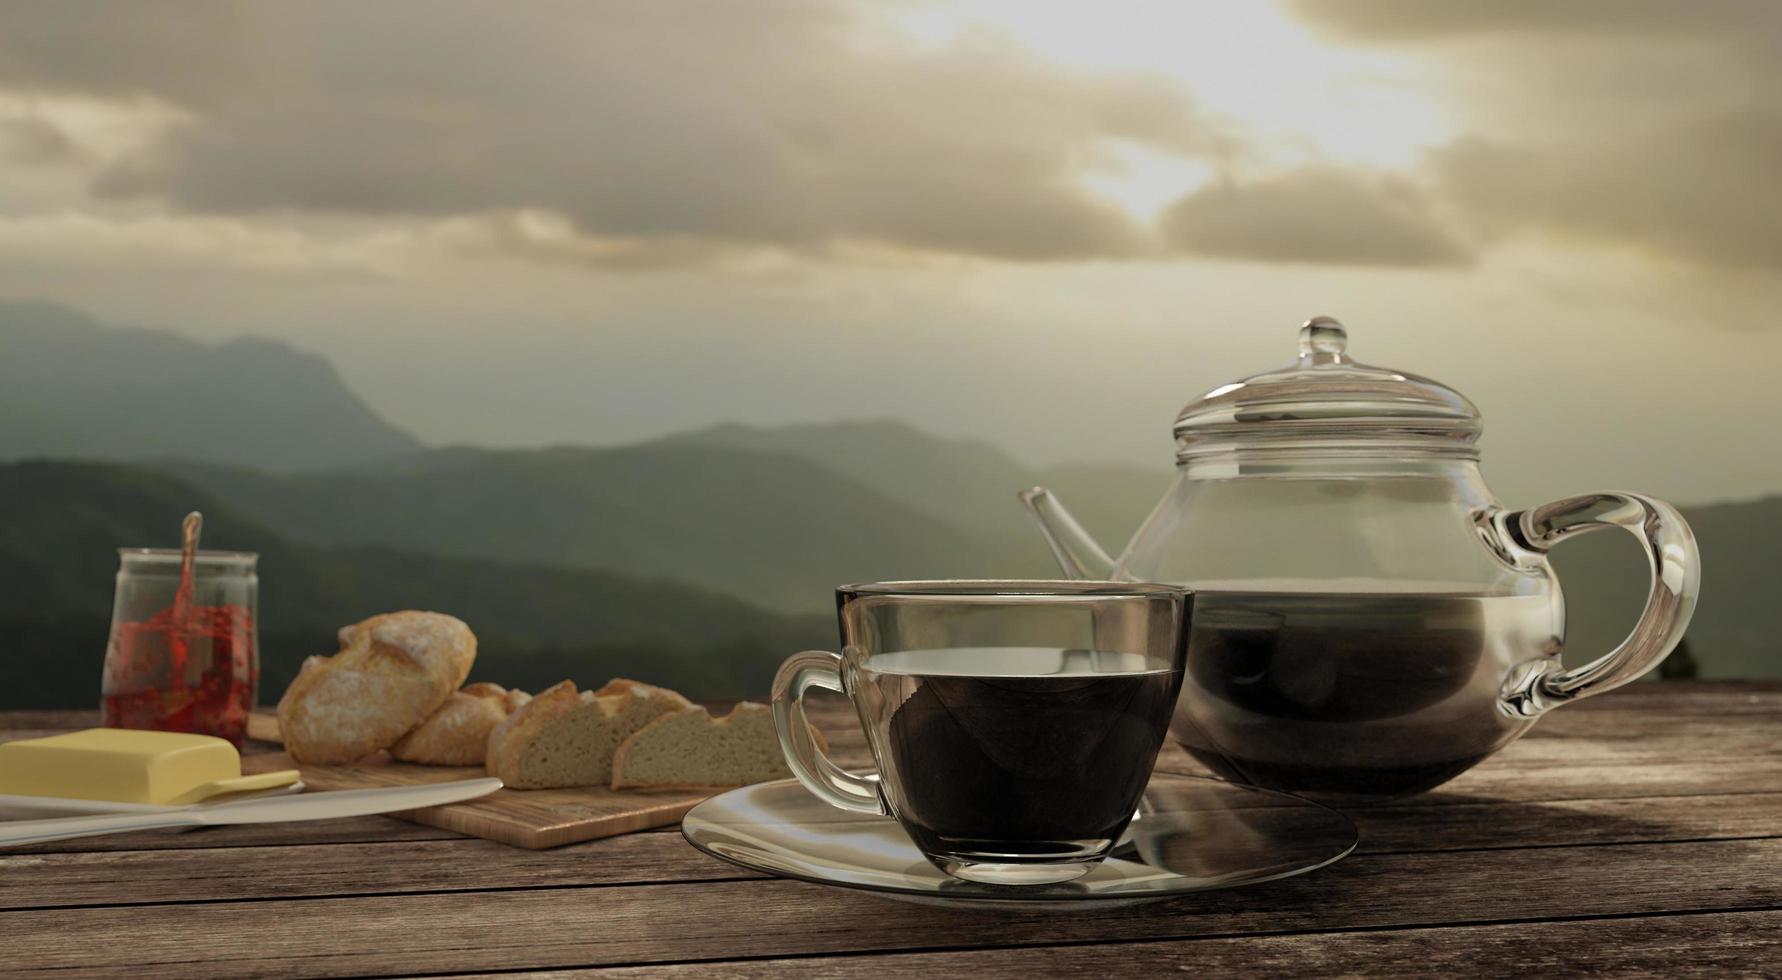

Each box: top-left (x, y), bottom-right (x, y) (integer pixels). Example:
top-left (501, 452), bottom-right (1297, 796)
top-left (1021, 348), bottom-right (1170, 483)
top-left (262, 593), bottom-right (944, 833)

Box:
top-left (0, 300), bottom-right (419, 471)
top-left (0, 300), bottom-right (1773, 708)
top-left (162, 425), bottom-right (1177, 613)
top-left (0, 461), bottom-right (830, 709)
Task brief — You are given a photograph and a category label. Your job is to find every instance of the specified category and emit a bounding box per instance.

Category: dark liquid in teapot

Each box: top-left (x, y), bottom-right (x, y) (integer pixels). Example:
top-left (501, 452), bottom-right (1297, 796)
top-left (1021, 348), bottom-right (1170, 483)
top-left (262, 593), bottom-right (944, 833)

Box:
top-left (1173, 587), bottom-right (1559, 799)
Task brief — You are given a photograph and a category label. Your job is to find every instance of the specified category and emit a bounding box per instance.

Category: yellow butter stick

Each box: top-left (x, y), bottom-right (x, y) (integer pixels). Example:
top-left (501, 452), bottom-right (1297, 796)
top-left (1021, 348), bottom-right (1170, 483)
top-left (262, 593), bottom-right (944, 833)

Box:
top-left (0, 728), bottom-right (298, 805)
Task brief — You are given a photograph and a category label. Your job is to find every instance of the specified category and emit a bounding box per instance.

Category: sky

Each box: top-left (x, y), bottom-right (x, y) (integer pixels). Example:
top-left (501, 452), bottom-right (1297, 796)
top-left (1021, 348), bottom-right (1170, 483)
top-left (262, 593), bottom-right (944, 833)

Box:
top-left (1, 1), bottom-right (1779, 507)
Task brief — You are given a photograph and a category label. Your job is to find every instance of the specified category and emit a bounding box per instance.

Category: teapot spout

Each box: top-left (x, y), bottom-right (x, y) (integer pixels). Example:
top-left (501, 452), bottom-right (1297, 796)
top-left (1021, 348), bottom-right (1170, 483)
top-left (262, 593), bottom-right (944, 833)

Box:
top-left (1018, 487), bottom-right (1117, 580)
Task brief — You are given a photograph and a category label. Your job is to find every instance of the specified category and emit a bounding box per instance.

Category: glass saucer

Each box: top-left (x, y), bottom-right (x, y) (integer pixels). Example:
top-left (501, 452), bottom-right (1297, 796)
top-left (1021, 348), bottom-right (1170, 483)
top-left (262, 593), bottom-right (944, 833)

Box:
top-left (683, 771), bottom-right (1356, 909)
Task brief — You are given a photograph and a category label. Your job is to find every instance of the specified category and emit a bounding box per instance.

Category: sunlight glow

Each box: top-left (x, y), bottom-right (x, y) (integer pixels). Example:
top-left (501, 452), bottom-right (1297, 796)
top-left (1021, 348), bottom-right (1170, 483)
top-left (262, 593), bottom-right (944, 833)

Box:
top-left (1082, 139), bottom-right (1216, 221)
top-left (0, 91), bottom-right (190, 166)
top-left (895, 1), bottom-right (1456, 217)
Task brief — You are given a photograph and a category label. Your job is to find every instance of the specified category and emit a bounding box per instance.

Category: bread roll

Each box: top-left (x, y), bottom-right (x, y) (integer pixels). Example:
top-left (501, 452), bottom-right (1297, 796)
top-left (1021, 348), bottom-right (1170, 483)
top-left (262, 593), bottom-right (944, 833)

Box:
top-left (610, 702), bottom-right (793, 790)
top-left (277, 611), bottom-right (476, 764)
top-left (484, 678), bottom-right (691, 789)
top-left (390, 682), bottom-right (525, 766)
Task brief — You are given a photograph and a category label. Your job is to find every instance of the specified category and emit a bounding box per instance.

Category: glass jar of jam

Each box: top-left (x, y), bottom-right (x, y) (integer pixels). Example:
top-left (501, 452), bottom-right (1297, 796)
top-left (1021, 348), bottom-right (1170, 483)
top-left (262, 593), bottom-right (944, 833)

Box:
top-left (101, 548), bottom-right (259, 747)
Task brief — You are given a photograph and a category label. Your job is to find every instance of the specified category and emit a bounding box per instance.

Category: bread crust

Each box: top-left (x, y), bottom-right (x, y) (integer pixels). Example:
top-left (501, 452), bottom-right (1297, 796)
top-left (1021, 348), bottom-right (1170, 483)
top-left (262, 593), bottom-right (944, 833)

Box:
top-left (390, 682), bottom-right (520, 766)
top-left (277, 611), bottom-right (476, 764)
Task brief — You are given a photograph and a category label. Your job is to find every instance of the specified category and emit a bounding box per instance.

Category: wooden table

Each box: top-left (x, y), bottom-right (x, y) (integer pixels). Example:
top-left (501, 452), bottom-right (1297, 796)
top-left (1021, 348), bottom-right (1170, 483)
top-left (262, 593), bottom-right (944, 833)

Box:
top-left (4, 681), bottom-right (1780, 978)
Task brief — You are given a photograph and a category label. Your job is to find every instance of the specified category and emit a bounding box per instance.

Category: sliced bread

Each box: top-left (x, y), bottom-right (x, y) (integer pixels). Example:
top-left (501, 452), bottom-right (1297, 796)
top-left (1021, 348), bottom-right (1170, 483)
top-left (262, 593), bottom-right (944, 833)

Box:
top-left (390, 682), bottom-right (528, 766)
top-left (484, 678), bottom-right (692, 789)
top-left (610, 702), bottom-right (794, 790)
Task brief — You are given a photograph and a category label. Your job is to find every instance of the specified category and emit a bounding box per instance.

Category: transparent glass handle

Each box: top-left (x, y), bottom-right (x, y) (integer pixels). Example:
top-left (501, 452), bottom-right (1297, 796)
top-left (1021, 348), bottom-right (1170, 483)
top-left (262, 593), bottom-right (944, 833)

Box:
top-left (770, 650), bottom-right (884, 815)
top-left (1496, 492), bottom-right (1701, 716)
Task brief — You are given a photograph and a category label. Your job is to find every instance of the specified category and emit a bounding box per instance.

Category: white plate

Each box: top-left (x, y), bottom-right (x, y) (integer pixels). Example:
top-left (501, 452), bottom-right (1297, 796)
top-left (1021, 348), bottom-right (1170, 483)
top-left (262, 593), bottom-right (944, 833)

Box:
top-left (0, 781), bottom-right (307, 819)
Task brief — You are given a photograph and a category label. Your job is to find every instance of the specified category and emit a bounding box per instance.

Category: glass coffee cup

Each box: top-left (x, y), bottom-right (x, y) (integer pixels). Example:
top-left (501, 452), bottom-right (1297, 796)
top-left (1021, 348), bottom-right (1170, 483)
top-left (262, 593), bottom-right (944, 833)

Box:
top-left (771, 580), bottom-right (1191, 886)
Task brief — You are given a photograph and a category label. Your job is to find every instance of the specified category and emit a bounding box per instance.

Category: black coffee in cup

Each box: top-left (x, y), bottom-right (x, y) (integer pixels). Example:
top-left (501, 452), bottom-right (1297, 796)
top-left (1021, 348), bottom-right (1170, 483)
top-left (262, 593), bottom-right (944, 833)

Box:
top-left (772, 581), bottom-right (1191, 886)
top-left (862, 647), bottom-right (1181, 863)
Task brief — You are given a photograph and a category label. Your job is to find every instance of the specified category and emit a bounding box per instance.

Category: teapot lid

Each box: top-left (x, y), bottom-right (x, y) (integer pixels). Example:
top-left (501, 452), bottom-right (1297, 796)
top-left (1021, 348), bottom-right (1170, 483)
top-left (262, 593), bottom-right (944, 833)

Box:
top-left (1172, 317), bottom-right (1481, 456)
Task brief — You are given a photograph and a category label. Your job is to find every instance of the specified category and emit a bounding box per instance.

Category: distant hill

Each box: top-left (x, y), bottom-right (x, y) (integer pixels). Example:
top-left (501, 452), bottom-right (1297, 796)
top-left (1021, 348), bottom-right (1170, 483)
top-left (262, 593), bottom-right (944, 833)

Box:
top-left (1551, 494), bottom-right (1779, 680)
top-left (660, 420), bottom-right (1171, 548)
top-left (0, 300), bottom-right (420, 470)
top-left (167, 420), bottom-right (1173, 616)
top-left (4, 454), bottom-right (1770, 714)
top-left (0, 461), bottom-right (828, 709)
top-left (166, 422), bottom-right (1776, 680)
top-left (0, 299), bottom-right (1770, 689)
top-left (166, 440), bottom-right (1053, 613)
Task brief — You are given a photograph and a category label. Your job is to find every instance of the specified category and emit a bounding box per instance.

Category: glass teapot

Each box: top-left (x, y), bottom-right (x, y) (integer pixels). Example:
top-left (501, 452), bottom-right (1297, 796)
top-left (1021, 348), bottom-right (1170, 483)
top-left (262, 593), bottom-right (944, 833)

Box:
top-left (1019, 316), bottom-right (1700, 799)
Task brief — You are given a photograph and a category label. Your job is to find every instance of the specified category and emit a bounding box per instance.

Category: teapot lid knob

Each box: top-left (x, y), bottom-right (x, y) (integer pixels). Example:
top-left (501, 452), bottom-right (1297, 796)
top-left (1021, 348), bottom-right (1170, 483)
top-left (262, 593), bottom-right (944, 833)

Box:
top-left (1298, 316), bottom-right (1349, 364)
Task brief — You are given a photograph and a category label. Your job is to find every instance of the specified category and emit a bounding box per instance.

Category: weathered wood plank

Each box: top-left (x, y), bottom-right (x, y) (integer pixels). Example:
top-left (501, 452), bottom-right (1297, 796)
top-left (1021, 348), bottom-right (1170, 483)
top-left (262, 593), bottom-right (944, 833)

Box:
top-left (3, 685), bottom-right (1778, 861)
top-left (6, 789), bottom-right (1778, 911)
top-left (1347, 794), bottom-right (1782, 855)
top-left (4, 837), bottom-right (1780, 978)
top-left (0, 834), bottom-right (759, 911)
top-left (1349, 791), bottom-right (1782, 853)
top-left (1, 814), bottom-right (464, 856)
top-left (1385, 758), bottom-right (1782, 806)
top-left (1553, 680), bottom-right (1782, 701)
top-left (501, 909), bottom-right (1782, 979)
top-left (2, 686), bottom-right (1777, 976)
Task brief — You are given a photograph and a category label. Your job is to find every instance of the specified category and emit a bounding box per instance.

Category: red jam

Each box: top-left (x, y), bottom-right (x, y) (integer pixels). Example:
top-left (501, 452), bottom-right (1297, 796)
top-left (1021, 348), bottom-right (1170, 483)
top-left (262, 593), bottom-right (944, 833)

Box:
top-left (102, 602), bottom-right (255, 747)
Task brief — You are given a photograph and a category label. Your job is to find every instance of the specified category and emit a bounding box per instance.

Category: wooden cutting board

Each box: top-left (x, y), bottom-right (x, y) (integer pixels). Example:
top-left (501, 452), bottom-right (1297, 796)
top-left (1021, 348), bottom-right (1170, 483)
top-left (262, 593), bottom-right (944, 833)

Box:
top-left (242, 713), bottom-right (712, 849)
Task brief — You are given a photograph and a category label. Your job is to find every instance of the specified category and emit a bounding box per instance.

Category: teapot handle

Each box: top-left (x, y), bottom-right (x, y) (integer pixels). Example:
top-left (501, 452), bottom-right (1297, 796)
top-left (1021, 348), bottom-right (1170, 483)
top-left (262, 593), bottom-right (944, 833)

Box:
top-left (1490, 492), bottom-right (1700, 717)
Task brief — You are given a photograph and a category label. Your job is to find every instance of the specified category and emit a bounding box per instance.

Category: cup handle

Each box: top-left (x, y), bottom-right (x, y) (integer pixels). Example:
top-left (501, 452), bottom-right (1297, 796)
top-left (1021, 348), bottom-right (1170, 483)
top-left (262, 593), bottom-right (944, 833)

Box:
top-left (1488, 492), bottom-right (1701, 716)
top-left (771, 650), bottom-right (886, 815)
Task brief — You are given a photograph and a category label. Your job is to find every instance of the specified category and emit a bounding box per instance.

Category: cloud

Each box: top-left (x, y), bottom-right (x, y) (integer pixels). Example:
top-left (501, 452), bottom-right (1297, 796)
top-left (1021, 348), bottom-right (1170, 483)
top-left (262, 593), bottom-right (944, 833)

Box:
top-left (1284, 1), bottom-right (1778, 43)
top-left (0, 0), bottom-right (1229, 263)
top-left (424, 210), bottom-right (746, 270)
top-left (0, 206), bottom-right (843, 282)
top-left (1432, 112), bottom-right (1782, 271)
top-left (0, 211), bottom-right (395, 278)
top-left (0, 117), bottom-right (80, 167)
top-left (0, 92), bottom-right (190, 172)
top-left (3, 1), bottom-right (1774, 276)
top-left (1160, 168), bottom-right (1470, 267)
top-left (1286, 0), bottom-right (1782, 274)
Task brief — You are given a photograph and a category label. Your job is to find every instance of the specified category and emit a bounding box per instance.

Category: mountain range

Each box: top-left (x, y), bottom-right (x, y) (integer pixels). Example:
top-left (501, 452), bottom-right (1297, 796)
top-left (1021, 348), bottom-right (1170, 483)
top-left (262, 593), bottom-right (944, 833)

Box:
top-left (0, 461), bottom-right (829, 709)
top-left (0, 300), bottom-right (419, 470)
top-left (159, 424), bottom-right (1173, 614)
top-left (0, 299), bottom-right (1773, 711)
top-left (159, 432), bottom-right (1782, 681)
